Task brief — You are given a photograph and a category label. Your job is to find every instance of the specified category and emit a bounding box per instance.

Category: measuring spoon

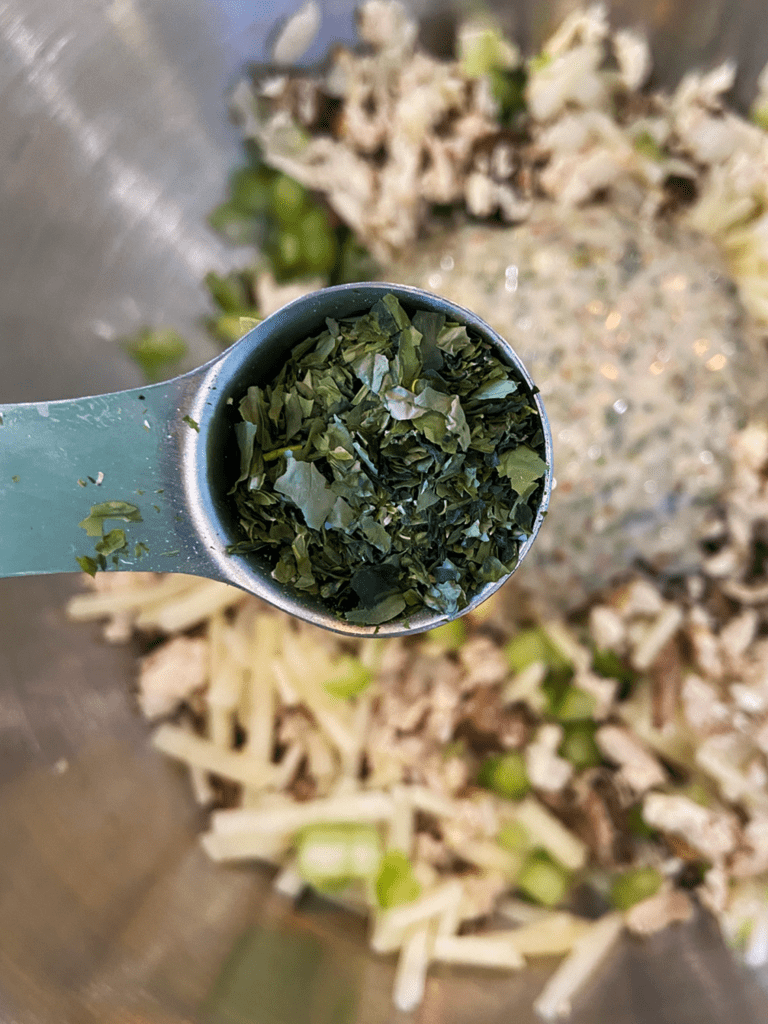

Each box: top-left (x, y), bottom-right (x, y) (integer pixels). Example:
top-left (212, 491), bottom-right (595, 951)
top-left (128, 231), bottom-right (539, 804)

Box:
top-left (0, 283), bottom-right (552, 637)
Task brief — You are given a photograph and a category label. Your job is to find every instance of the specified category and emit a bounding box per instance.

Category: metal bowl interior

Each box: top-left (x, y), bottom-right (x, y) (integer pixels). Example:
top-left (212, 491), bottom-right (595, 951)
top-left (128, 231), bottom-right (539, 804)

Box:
top-left (1, 3), bottom-right (768, 1024)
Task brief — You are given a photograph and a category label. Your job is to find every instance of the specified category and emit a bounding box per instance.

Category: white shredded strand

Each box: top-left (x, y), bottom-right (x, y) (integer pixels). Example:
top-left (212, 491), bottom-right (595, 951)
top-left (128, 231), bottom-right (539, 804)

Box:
top-left (533, 913), bottom-right (624, 1020)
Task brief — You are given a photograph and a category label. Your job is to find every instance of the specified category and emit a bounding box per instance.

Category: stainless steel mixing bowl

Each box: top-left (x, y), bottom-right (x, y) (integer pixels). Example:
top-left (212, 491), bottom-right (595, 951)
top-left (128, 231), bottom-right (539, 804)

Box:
top-left (2, 3), bottom-right (768, 1022)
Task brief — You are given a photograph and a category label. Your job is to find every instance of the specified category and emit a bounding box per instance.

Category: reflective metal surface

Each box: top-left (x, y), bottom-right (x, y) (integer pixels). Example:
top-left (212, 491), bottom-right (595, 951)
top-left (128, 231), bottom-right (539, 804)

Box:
top-left (1, 2), bottom-right (768, 1023)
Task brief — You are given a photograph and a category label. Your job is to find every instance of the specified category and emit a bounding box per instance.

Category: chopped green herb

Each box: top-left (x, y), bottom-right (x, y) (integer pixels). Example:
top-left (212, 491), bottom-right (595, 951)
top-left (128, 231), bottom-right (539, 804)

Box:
top-left (528, 51), bottom-right (552, 73)
top-left (228, 294), bottom-right (547, 624)
top-left (134, 541), bottom-right (150, 558)
top-left (182, 415), bottom-right (200, 432)
top-left (375, 850), bottom-right (422, 909)
top-left (609, 867), bottom-right (664, 910)
top-left (77, 479), bottom-right (87, 487)
top-left (11, 475), bottom-right (19, 483)
top-left (122, 327), bottom-right (187, 382)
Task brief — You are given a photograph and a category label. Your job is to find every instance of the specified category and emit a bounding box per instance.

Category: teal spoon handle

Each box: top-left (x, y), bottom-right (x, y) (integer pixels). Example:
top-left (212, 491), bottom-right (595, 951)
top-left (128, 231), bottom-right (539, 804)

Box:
top-left (0, 371), bottom-right (215, 579)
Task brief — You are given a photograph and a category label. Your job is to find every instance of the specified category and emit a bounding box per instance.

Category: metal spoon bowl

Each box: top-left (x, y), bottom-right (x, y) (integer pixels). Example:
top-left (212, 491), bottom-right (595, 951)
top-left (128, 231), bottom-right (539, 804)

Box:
top-left (0, 282), bottom-right (552, 637)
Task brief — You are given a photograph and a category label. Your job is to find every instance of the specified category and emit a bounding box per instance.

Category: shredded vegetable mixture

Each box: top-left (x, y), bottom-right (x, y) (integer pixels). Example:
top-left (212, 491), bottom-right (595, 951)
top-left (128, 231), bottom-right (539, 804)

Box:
top-left (68, 2), bottom-right (768, 1019)
top-left (68, 415), bottom-right (768, 1019)
top-left (232, 0), bottom-right (768, 606)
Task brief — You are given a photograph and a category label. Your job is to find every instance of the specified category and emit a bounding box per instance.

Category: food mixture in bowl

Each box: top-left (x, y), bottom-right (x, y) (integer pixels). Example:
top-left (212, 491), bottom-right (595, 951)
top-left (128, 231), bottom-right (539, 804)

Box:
top-left (72, 3), bottom-right (768, 1019)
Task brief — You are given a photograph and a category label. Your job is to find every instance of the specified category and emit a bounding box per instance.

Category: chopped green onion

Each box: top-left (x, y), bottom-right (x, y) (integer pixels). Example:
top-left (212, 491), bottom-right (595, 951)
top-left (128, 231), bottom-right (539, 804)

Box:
top-left (426, 619), bottom-right (467, 651)
top-left (553, 686), bottom-right (597, 723)
top-left (505, 627), bottom-right (571, 674)
top-left (228, 166), bottom-right (273, 216)
top-left (207, 201), bottom-right (261, 246)
top-left (239, 316), bottom-right (261, 334)
top-left (459, 26), bottom-right (515, 78)
top-left (375, 850), bottom-right (422, 909)
top-left (609, 867), bottom-right (664, 911)
top-left (122, 327), bottom-right (187, 383)
top-left (295, 823), bottom-right (382, 891)
top-left (730, 918), bottom-right (755, 950)
top-left (276, 230), bottom-right (302, 271)
top-left (489, 66), bottom-right (527, 125)
top-left (204, 271), bottom-right (252, 314)
top-left (271, 173), bottom-right (310, 227)
top-left (517, 850), bottom-right (572, 908)
top-left (298, 207), bottom-right (338, 275)
top-left (323, 657), bottom-right (372, 700)
top-left (591, 646), bottom-right (634, 690)
top-left (559, 722), bottom-right (602, 770)
top-left (208, 314), bottom-right (260, 345)
top-left (680, 781), bottom-right (712, 807)
top-left (626, 803), bottom-right (656, 840)
top-left (477, 751), bottom-right (530, 800)
top-left (632, 130), bottom-right (665, 162)
top-left (497, 820), bottom-right (530, 855)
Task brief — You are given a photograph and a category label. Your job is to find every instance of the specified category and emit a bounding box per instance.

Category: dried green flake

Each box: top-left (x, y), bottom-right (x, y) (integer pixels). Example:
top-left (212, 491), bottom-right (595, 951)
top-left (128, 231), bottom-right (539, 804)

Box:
top-left (75, 555), bottom-right (100, 578)
top-left (78, 501), bottom-right (143, 537)
top-left (228, 294), bottom-right (547, 624)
